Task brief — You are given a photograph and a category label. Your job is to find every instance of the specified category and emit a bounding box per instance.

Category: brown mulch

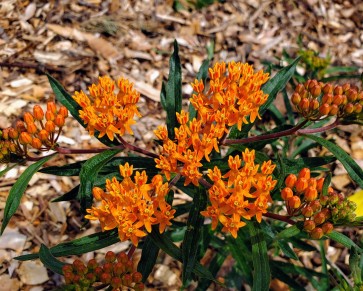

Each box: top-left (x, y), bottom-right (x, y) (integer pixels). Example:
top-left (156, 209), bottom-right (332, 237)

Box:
top-left (0, 0), bottom-right (362, 290)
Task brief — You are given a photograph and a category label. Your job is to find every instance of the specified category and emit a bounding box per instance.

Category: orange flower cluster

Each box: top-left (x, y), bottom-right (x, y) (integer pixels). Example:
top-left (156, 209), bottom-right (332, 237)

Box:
top-left (201, 149), bottom-right (277, 238)
top-left (73, 76), bottom-right (141, 141)
top-left (281, 168), bottom-right (357, 239)
top-left (155, 62), bottom-right (269, 186)
top-left (0, 101), bottom-right (68, 162)
top-left (62, 251), bottom-right (144, 291)
top-left (85, 163), bottom-right (175, 246)
top-left (291, 80), bottom-right (363, 120)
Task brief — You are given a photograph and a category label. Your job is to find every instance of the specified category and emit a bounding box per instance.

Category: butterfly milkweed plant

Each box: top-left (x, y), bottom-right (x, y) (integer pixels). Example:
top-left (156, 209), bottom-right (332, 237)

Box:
top-left (2, 40), bottom-right (363, 290)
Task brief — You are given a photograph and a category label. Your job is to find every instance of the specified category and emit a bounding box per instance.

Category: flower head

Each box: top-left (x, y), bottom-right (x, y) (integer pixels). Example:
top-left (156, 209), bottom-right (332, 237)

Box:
top-left (73, 76), bottom-right (141, 141)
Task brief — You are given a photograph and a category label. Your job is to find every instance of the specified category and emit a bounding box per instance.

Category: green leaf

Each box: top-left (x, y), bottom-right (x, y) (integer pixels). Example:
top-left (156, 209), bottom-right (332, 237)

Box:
top-left (304, 134), bottom-right (363, 188)
top-left (164, 40), bottom-right (182, 140)
top-left (227, 232), bottom-right (253, 285)
top-left (16, 229), bottom-right (119, 261)
top-left (47, 74), bottom-right (118, 147)
top-left (189, 59), bottom-right (210, 121)
top-left (276, 223), bottom-right (302, 240)
top-left (182, 187), bottom-right (207, 285)
top-left (326, 231), bottom-right (363, 252)
top-left (1, 154), bottom-right (55, 234)
top-left (51, 185), bottom-right (80, 202)
top-left (39, 244), bottom-right (66, 275)
top-left (349, 247), bottom-right (362, 285)
top-left (248, 222), bottom-right (270, 291)
top-left (229, 57), bottom-right (300, 139)
top-left (148, 227), bottom-right (218, 283)
top-left (277, 240), bottom-right (299, 260)
top-left (78, 149), bottom-right (121, 211)
top-left (318, 240), bottom-right (329, 290)
top-left (283, 156), bottom-right (336, 174)
top-left (137, 237), bottom-right (160, 282)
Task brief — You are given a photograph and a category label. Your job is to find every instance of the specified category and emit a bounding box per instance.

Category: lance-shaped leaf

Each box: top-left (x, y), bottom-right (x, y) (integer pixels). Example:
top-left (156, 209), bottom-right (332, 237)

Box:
top-left (39, 244), bottom-right (66, 275)
top-left (1, 154), bottom-right (55, 234)
top-left (47, 74), bottom-right (119, 147)
top-left (326, 231), bottom-right (363, 252)
top-left (248, 222), bottom-right (270, 291)
top-left (16, 229), bottom-right (119, 261)
top-left (78, 149), bottom-right (121, 212)
top-left (304, 134), bottom-right (363, 188)
top-left (182, 186), bottom-right (207, 285)
top-left (162, 40), bottom-right (182, 140)
top-left (137, 237), bottom-right (160, 282)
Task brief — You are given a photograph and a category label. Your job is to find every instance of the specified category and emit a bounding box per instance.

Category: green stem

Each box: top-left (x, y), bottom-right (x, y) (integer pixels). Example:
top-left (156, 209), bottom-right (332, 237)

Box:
top-left (222, 120), bottom-right (308, 145)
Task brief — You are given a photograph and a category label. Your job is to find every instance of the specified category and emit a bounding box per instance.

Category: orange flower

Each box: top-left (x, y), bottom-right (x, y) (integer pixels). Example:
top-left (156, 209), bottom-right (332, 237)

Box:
top-left (85, 164), bottom-right (174, 246)
top-left (73, 76), bottom-right (141, 141)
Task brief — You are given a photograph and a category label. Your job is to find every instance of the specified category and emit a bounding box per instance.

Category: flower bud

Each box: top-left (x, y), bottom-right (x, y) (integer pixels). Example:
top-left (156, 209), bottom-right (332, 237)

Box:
top-left (122, 274), bottom-right (133, 286)
top-left (309, 200), bottom-right (321, 212)
top-left (299, 98), bottom-right (310, 111)
top-left (304, 186), bottom-right (318, 202)
top-left (342, 83), bottom-right (350, 92)
top-left (295, 177), bottom-right (308, 193)
top-left (26, 122), bottom-right (38, 135)
top-left (58, 106), bottom-right (68, 117)
top-left (291, 93), bottom-right (301, 105)
top-left (102, 262), bottom-right (113, 273)
top-left (19, 132), bottom-right (32, 145)
top-left (302, 206), bottom-right (314, 218)
top-left (113, 262), bottom-right (125, 276)
top-left (316, 178), bottom-right (324, 192)
top-left (1, 128), bottom-right (9, 140)
top-left (309, 99), bottom-right (320, 110)
top-left (281, 187), bottom-right (293, 200)
top-left (295, 84), bottom-right (305, 94)
top-left (319, 195), bottom-right (329, 206)
top-left (346, 89), bottom-right (357, 102)
top-left (134, 282), bottom-right (145, 291)
top-left (31, 138), bottom-right (42, 149)
top-left (8, 128), bottom-right (19, 140)
top-left (304, 220), bottom-right (316, 231)
top-left (117, 252), bottom-right (129, 264)
top-left (322, 94), bottom-right (333, 104)
top-left (307, 178), bottom-right (317, 188)
top-left (105, 251), bottom-right (116, 263)
top-left (62, 264), bottom-right (73, 274)
top-left (322, 222), bottom-right (333, 234)
top-left (285, 174), bottom-right (297, 188)
top-left (45, 110), bottom-right (55, 121)
top-left (16, 121), bottom-right (26, 132)
top-left (328, 104), bottom-right (339, 116)
top-left (45, 120), bottom-right (56, 133)
top-left (85, 273), bottom-right (96, 284)
top-left (288, 196), bottom-right (301, 209)
top-left (100, 273), bottom-right (112, 284)
top-left (47, 101), bottom-right (57, 114)
top-left (54, 114), bottom-right (65, 127)
top-left (322, 83), bottom-right (333, 94)
top-left (64, 272), bottom-right (74, 284)
top-left (310, 85), bottom-right (321, 98)
top-left (333, 95), bottom-right (344, 106)
top-left (310, 227), bottom-right (323, 239)
top-left (111, 277), bottom-right (122, 289)
top-left (23, 112), bottom-right (34, 124)
top-left (92, 187), bottom-right (104, 201)
top-left (354, 103), bottom-right (362, 114)
top-left (344, 103), bottom-right (354, 114)
top-left (313, 212), bottom-right (326, 225)
top-left (319, 103), bottom-right (330, 116)
top-left (38, 129), bottom-right (49, 141)
top-left (334, 86), bottom-right (343, 95)
top-left (87, 259), bottom-right (98, 270)
top-left (33, 105), bottom-right (44, 120)
top-left (321, 208), bottom-right (331, 219)
top-left (328, 193), bottom-right (339, 205)
top-left (132, 272), bottom-right (143, 283)
top-left (298, 168), bottom-right (310, 180)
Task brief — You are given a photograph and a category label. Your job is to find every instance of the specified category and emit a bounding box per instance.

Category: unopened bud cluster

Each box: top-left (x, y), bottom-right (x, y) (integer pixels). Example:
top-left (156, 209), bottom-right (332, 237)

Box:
top-left (0, 101), bottom-right (68, 162)
top-left (281, 168), bottom-right (357, 239)
top-left (299, 49), bottom-right (330, 71)
top-left (62, 251), bottom-right (144, 291)
top-left (291, 80), bottom-right (363, 121)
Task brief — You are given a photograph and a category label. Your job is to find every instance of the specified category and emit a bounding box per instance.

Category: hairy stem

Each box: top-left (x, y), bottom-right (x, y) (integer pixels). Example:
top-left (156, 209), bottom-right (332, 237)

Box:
top-left (263, 212), bottom-right (296, 225)
top-left (117, 136), bottom-right (159, 159)
top-left (222, 120), bottom-right (309, 145)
